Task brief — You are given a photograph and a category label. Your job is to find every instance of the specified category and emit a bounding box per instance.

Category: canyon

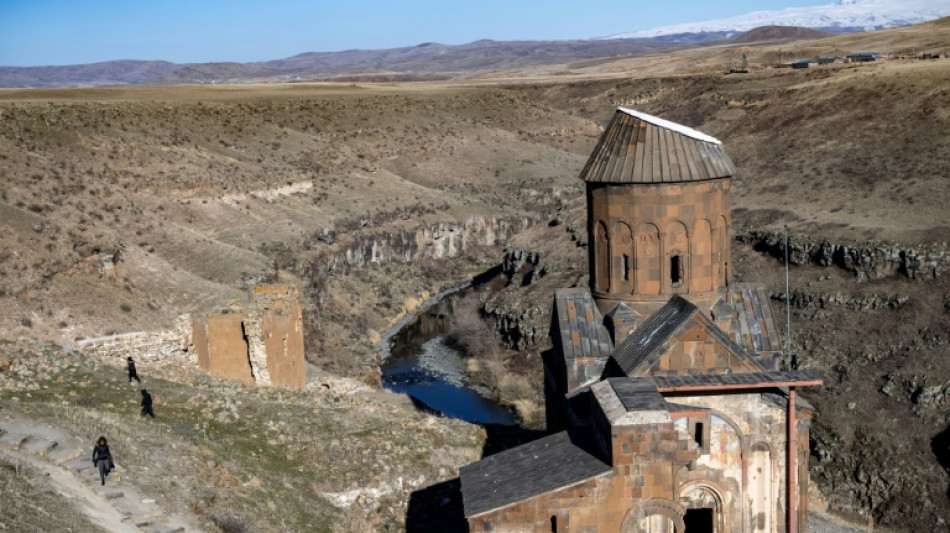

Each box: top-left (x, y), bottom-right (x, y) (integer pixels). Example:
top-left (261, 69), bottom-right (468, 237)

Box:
top-left (2, 18), bottom-right (950, 531)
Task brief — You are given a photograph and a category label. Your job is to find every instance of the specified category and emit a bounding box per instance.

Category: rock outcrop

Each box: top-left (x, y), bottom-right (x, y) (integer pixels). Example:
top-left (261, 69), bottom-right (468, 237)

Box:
top-left (738, 229), bottom-right (949, 281)
top-left (297, 215), bottom-right (532, 313)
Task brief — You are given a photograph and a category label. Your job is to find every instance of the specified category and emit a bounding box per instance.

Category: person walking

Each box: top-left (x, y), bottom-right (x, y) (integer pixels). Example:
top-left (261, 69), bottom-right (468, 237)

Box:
top-left (91, 436), bottom-right (114, 486)
top-left (126, 356), bottom-right (141, 383)
top-left (140, 389), bottom-right (155, 418)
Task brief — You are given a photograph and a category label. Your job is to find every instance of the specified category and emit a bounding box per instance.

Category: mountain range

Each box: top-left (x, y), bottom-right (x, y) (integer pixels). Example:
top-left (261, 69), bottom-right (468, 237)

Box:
top-left (2, 0), bottom-right (949, 88)
top-left (605, 0), bottom-right (950, 40)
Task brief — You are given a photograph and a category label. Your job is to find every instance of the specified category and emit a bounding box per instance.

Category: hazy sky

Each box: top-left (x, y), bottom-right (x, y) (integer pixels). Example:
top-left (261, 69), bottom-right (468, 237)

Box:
top-left (1, 0), bottom-right (830, 67)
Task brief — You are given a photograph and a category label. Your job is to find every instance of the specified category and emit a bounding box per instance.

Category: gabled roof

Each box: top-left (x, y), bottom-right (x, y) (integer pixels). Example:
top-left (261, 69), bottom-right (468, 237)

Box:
top-left (606, 302), bottom-right (641, 322)
top-left (553, 288), bottom-right (613, 360)
top-left (729, 284), bottom-right (782, 353)
top-left (460, 431), bottom-right (611, 517)
top-left (580, 108), bottom-right (736, 184)
top-left (610, 295), bottom-right (762, 376)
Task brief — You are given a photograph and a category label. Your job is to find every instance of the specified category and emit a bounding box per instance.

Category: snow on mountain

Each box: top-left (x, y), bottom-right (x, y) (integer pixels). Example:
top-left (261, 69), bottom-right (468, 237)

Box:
top-left (604, 0), bottom-right (950, 39)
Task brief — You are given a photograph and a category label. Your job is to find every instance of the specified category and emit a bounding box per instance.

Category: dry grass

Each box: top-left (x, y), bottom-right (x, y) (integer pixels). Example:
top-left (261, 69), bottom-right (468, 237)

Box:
top-left (0, 453), bottom-right (103, 532)
top-left (1, 342), bottom-right (484, 532)
top-left (0, 16), bottom-right (948, 531)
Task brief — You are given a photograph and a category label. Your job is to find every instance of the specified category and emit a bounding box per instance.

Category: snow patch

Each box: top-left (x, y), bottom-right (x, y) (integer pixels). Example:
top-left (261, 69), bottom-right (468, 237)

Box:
top-left (603, 0), bottom-right (950, 39)
top-left (618, 107), bottom-right (722, 145)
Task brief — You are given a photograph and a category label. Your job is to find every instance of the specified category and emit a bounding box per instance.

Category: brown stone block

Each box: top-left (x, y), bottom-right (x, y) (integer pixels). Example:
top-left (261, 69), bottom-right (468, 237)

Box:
top-left (675, 450), bottom-right (698, 462)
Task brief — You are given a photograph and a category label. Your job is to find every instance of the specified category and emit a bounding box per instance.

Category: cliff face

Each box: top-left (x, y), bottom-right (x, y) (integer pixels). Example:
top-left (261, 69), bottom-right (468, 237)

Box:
top-left (292, 215), bottom-right (532, 313)
top-left (738, 229), bottom-right (949, 281)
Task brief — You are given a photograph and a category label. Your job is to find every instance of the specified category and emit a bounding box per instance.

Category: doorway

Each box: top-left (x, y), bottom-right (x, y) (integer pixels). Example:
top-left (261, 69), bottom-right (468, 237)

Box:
top-left (683, 508), bottom-right (713, 532)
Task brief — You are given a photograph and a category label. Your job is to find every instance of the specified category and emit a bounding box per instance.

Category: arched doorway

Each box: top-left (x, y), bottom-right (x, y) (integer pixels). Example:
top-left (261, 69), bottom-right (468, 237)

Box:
top-left (680, 482), bottom-right (727, 533)
top-left (621, 498), bottom-right (685, 533)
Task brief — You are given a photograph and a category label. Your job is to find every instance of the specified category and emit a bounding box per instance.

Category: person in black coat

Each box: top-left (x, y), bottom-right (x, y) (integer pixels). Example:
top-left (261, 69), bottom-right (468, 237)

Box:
top-left (91, 436), bottom-right (114, 486)
top-left (140, 389), bottom-right (155, 418)
top-left (126, 356), bottom-right (141, 383)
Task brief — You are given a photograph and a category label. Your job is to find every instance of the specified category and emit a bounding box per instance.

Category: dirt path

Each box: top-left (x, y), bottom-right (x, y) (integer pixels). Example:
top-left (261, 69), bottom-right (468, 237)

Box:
top-left (0, 416), bottom-right (202, 533)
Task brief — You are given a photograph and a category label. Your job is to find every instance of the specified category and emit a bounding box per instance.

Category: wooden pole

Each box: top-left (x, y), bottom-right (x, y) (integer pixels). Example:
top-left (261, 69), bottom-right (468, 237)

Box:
top-left (788, 387), bottom-right (798, 533)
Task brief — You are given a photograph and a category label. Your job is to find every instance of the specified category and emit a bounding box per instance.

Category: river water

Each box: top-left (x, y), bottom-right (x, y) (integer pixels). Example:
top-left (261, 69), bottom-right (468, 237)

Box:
top-left (379, 290), bottom-right (516, 426)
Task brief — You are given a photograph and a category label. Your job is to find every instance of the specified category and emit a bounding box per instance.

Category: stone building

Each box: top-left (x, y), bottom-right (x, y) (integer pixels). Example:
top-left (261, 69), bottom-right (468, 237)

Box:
top-left (192, 284), bottom-right (306, 389)
top-left (460, 108), bottom-right (822, 532)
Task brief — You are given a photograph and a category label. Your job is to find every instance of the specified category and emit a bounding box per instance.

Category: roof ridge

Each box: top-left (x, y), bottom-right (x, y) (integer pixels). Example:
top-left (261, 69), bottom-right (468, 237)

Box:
top-left (617, 107), bottom-right (722, 145)
top-left (610, 295), bottom-right (698, 375)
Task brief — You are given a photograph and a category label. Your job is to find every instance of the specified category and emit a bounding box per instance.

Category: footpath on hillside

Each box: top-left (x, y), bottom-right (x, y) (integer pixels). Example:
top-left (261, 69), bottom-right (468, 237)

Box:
top-left (0, 415), bottom-right (202, 533)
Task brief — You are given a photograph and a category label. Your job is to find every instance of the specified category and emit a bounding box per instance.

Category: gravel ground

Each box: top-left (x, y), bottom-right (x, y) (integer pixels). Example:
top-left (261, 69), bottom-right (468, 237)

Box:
top-left (809, 510), bottom-right (881, 533)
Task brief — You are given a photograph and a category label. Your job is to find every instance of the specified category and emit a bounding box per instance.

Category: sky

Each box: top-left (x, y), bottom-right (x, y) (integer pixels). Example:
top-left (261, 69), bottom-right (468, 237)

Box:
top-left (0, 0), bottom-right (831, 67)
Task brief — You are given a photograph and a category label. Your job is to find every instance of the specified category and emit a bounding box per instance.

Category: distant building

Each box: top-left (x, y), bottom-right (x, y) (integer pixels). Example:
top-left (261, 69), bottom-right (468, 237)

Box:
top-left (846, 52), bottom-right (883, 62)
top-left (818, 56), bottom-right (838, 65)
top-left (792, 60), bottom-right (816, 69)
top-left (460, 108), bottom-right (823, 533)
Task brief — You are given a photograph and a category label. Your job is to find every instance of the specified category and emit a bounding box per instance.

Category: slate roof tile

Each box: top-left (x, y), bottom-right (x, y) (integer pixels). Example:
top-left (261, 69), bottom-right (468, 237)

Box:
top-left (554, 288), bottom-right (613, 360)
top-left (610, 295), bottom-right (762, 376)
top-left (460, 431), bottom-right (611, 517)
top-left (580, 108), bottom-right (736, 184)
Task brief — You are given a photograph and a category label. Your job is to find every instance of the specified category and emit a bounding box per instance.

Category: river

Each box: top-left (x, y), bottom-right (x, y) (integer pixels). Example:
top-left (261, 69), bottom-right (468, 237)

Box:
top-left (379, 289), bottom-right (516, 426)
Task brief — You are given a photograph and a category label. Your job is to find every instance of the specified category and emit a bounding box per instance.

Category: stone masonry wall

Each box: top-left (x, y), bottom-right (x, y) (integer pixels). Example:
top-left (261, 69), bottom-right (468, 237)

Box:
top-left (248, 284), bottom-right (305, 389)
top-left (191, 284), bottom-right (306, 389)
top-left (75, 314), bottom-right (193, 366)
top-left (470, 392), bottom-right (807, 533)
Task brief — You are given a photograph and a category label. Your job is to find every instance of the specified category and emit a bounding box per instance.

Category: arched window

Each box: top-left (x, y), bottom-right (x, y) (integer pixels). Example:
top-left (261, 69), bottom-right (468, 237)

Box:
top-left (594, 221), bottom-right (609, 292)
top-left (551, 515), bottom-right (557, 532)
top-left (671, 254), bottom-right (683, 287)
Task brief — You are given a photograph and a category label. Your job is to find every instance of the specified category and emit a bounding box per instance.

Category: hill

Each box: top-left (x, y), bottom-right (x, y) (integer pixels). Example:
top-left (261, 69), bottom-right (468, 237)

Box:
top-left (732, 25), bottom-right (835, 43)
top-left (0, 15), bottom-right (949, 533)
top-left (0, 39), bottom-right (689, 88)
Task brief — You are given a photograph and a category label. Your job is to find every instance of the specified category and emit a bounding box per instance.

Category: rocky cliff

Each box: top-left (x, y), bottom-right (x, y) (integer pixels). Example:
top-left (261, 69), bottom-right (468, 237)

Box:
top-left (738, 229), bottom-right (949, 281)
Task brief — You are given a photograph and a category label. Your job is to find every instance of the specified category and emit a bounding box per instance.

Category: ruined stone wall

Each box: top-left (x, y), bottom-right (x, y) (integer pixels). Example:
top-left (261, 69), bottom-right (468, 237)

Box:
top-left (249, 284), bottom-right (305, 389)
top-left (75, 314), bottom-right (192, 365)
top-left (670, 393), bottom-right (812, 532)
top-left (202, 313), bottom-right (254, 385)
top-left (191, 284), bottom-right (306, 389)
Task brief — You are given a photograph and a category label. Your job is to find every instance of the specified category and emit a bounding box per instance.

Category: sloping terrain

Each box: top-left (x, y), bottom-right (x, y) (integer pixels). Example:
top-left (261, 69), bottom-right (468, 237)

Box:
top-left (0, 18), bottom-right (948, 532)
top-left (482, 24), bottom-right (950, 530)
top-left (731, 25), bottom-right (835, 43)
top-left (0, 39), bottom-right (688, 88)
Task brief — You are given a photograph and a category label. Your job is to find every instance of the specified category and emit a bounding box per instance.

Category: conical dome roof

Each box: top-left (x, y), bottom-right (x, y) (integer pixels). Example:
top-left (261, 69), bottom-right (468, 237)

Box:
top-left (580, 108), bottom-right (736, 184)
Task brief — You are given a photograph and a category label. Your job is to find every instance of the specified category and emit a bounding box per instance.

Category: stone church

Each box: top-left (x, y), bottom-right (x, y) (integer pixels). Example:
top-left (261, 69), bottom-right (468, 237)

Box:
top-left (460, 108), bottom-right (822, 532)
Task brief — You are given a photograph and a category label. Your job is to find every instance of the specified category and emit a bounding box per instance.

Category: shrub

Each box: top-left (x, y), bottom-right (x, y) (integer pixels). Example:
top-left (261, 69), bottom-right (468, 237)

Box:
top-left (212, 514), bottom-right (249, 533)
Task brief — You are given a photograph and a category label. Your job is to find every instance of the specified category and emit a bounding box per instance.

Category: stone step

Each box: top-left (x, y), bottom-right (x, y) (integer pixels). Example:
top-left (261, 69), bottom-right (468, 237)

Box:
top-left (131, 511), bottom-right (164, 528)
top-left (48, 445), bottom-right (83, 465)
top-left (0, 432), bottom-right (30, 449)
top-left (24, 438), bottom-right (58, 456)
top-left (143, 524), bottom-right (185, 533)
top-left (102, 488), bottom-right (125, 500)
top-left (113, 497), bottom-right (151, 516)
top-left (63, 457), bottom-right (95, 473)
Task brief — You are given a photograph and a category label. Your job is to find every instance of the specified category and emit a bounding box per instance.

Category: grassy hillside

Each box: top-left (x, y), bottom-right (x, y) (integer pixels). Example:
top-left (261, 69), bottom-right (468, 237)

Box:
top-left (0, 18), bottom-right (948, 532)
